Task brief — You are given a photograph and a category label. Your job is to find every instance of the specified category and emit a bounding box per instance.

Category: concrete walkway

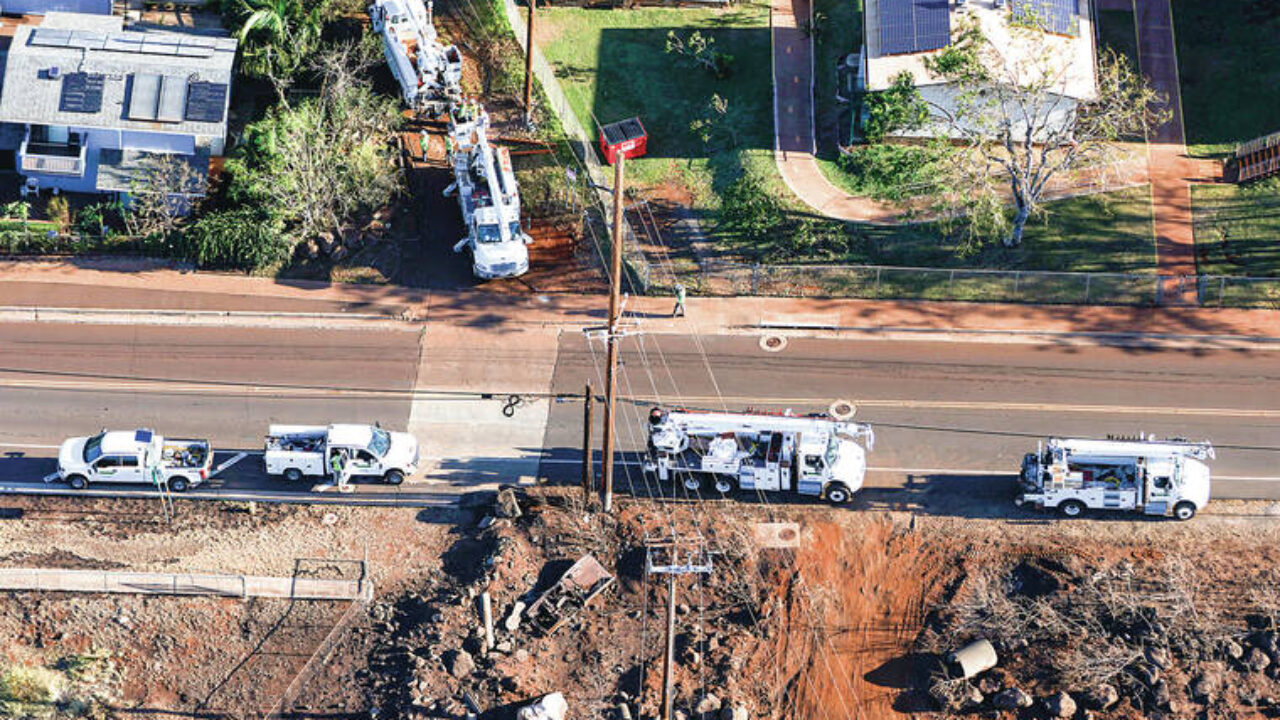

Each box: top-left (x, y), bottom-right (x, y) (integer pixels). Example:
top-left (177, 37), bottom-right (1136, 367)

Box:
top-left (769, 0), bottom-right (900, 223)
top-left (1133, 0), bottom-right (1218, 305)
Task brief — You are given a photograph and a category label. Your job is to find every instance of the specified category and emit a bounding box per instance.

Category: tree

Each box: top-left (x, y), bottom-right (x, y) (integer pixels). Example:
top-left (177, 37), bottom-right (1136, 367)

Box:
top-left (862, 71), bottom-right (929, 142)
top-left (233, 0), bottom-right (326, 100)
top-left (227, 41), bottom-right (403, 244)
top-left (125, 154), bottom-right (207, 240)
top-left (179, 207), bottom-right (290, 270)
top-left (923, 21), bottom-right (1169, 247)
top-left (665, 31), bottom-right (735, 79)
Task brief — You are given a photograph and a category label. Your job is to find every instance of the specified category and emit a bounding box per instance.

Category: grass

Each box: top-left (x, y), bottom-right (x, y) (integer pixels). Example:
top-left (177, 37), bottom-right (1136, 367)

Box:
top-left (1172, 0), bottom-right (1280, 158)
top-left (1193, 178), bottom-right (1280, 274)
top-left (534, 2), bottom-right (774, 206)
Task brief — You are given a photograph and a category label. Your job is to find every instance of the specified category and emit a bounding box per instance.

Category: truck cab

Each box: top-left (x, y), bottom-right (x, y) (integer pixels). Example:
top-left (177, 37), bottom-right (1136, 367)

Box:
top-left (56, 429), bottom-right (212, 492)
top-left (264, 423), bottom-right (420, 485)
top-left (1017, 437), bottom-right (1213, 520)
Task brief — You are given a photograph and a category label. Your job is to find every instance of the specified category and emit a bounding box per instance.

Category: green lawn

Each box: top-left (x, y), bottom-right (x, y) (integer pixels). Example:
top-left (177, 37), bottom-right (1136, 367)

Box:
top-left (535, 2), bottom-right (774, 206)
top-left (1172, 0), bottom-right (1280, 157)
top-left (1193, 178), bottom-right (1280, 276)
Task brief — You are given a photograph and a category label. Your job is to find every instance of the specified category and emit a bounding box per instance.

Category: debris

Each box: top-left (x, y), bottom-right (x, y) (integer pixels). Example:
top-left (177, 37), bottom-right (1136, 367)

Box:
top-left (495, 487), bottom-right (523, 520)
top-left (1042, 691), bottom-right (1076, 718)
top-left (447, 649), bottom-right (475, 678)
top-left (526, 555), bottom-right (615, 634)
top-left (1190, 669), bottom-right (1222, 701)
top-left (516, 692), bottom-right (567, 720)
top-left (694, 693), bottom-right (721, 719)
top-left (480, 592), bottom-right (495, 650)
top-left (1083, 684), bottom-right (1119, 710)
top-left (718, 706), bottom-right (748, 720)
top-left (504, 600), bottom-right (526, 632)
top-left (946, 639), bottom-right (998, 680)
top-left (751, 522), bottom-right (800, 549)
top-left (992, 687), bottom-right (1032, 710)
top-left (478, 516), bottom-right (497, 529)
top-left (1245, 647), bottom-right (1272, 672)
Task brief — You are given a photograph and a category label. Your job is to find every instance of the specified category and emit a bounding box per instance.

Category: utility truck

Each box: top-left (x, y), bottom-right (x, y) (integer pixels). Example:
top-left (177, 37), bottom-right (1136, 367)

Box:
top-left (369, 0), bottom-right (462, 115)
top-left (264, 424), bottom-right (420, 485)
top-left (55, 429), bottom-right (212, 492)
top-left (1016, 436), bottom-right (1214, 520)
top-left (444, 102), bottom-right (532, 279)
top-left (644, 407), bottom-right (875, 504)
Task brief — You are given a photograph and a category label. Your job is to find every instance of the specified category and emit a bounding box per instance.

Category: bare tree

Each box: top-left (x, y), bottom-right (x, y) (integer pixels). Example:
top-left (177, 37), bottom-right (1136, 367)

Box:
top-left (127, 154), bottom-right (207, 239)
top-left (923, 19), bottom-right (1169, 246)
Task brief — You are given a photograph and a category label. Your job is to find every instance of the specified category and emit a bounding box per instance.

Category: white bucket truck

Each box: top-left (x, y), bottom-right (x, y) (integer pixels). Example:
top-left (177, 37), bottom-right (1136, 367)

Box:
top-left (55, 429), bottom-right (212, 492)
top-left (264, 424), bottom-right (420, 486)
top-left (644, 407), bottom-right (875, 504)
top-left (445, 102), bottom-right (532, 279)
top-left (1016, 436), bottom-right (1213, 520)
top-left (369, 0), bottom-right (462, 115)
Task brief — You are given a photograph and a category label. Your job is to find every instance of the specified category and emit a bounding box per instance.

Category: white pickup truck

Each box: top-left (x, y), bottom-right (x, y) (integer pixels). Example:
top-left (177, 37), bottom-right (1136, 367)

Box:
top-left (264, 424), bottom-right (420, 485)
top-left (56, 429), bottom-right (213, 492)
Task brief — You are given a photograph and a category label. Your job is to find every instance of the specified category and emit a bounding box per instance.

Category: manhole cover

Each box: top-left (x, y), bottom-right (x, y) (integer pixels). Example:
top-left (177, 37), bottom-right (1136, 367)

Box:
top-left (759, 334), bottom-right (788, 352)
top-left (829, 399), bottom-right (856, 420)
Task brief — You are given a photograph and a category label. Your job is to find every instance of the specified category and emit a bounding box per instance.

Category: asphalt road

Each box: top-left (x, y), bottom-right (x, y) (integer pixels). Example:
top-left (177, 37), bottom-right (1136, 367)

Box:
top-left (1, 321), bottom-right (1279, 507)
top-left (540, 332), bottom-right (1280, 502)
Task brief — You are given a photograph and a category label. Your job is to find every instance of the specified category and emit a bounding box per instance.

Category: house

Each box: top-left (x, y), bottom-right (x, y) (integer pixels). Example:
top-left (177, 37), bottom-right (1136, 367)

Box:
top-left (857, 0), bottom-right (1097, 139)
top-left (0, 12), bottom-right (235, 197)
top-left (0, 0), bottom-right (112, 15)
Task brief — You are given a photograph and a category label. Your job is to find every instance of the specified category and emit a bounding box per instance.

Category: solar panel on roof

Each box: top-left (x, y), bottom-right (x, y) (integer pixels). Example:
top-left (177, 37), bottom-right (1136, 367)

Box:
top-left (134, 429), bottom-right (153, 443)
top-left (141, 38), bottom-right (180, 55)
top-left (58, 72), bottom-right (105, 114)
top-left (129, 73), bottom-right (161, 121)
top-left (184, 81), bottom-right (228, 123)
top-left (878, 0), bottom-right (952, 55)
top-left (1011, 0), bottom-right (1077, 35)
top-left (30, 28), bottom-right (72, 48)
top-left (157, 76), bottom-right (188, 123)
top-left (67, 30), bottom-right (106, 50)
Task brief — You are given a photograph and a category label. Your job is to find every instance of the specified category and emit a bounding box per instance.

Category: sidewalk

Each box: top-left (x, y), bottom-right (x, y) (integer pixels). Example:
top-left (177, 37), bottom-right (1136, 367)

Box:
top-left (3, 259), bottom-right (1280, 344)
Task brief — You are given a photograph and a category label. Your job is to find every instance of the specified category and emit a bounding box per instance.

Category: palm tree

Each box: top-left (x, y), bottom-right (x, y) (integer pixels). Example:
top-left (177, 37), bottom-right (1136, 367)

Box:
top-left (235, 0), bottom-right (324, 98)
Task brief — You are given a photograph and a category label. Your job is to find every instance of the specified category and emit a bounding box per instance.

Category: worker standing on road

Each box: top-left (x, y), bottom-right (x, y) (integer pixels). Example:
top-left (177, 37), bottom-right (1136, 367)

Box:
top-left (329, 450), bottom-right (352, 492)
top-left (672, 283), bottom-right (687, 318)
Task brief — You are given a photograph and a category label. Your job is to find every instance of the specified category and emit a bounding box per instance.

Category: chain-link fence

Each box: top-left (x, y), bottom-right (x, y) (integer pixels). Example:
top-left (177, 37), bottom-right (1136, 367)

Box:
top-left (1198, 275), bottom-right (1280, 309)
top-left (498, 0), bottom-right (652, 291)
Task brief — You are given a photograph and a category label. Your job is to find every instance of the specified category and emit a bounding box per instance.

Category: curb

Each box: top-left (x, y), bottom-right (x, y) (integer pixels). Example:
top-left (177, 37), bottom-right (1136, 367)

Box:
top-left (0, 306), bottom-right (420, 330)
top-left (743, 324), bottom-right (1280, 350)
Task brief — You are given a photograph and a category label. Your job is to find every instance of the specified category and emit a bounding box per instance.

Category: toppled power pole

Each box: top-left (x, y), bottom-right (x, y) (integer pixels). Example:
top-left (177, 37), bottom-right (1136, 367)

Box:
top-left (600, 154), bottom-right (625, 513)
top-left (646, 536), bottom-right (713, 720)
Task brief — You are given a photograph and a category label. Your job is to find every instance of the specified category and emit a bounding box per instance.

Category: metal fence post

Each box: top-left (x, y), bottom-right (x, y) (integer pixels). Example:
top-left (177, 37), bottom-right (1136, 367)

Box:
top-left (1084, 273), bottom-right (1092, 303)
top-left (1220, 276), bottom-right (1226, 307)
top-left (874, 266), bottom-right (882, 297)
top-left (751, 264), bottom-right (760, 295)
top-left (1014, 270), bottom-right (1021, 298)
top-left (948, 269), bottom-right (955, 297)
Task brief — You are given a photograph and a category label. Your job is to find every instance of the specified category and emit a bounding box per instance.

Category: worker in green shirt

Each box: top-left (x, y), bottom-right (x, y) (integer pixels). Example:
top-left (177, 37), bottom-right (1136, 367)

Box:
top-left (672, 283), bottom-right (686, 318)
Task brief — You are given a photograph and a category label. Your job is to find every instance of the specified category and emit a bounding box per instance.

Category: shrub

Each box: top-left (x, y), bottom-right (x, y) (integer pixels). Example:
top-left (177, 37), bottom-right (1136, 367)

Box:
top-left (46, 196), bottom-right (71, 231)
top-left (862, 71), bottom-right (930, 142)
top-left (177, 207), bottom-right (291, 271)
top-left (837, 143), bottom-right (946, 202)
top-left (0, 664), bottom-right (64, 704)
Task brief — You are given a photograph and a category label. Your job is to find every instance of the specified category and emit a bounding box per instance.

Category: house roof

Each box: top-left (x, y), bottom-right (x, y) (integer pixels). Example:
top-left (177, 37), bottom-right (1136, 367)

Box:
top-left (863, 0), bottom-right (1097, 101)
top-left (0, 12), bottom-right (236, 137)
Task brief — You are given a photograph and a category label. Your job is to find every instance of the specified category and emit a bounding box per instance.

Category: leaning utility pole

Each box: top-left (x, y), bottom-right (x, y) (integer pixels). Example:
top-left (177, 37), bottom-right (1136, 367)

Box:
top-left (646, 536), bottom-right (713, 720)
top-left (582, 380), bottom-right (594, 507)
top-left (522, 0), bottom-right (536, 126)
top-left (600, 154), bottom-right (625, 513)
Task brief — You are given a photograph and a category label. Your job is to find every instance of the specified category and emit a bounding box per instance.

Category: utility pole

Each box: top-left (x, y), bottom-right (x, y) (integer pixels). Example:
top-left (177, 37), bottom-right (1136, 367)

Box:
top-left (582, 380), bottom-right (594, 507)
top-left (646, 536), bottom-right (713, 720)
top-left (600, 154), bottom-right (625, 513)
top-left (522, 0), bottom-right (536, 126)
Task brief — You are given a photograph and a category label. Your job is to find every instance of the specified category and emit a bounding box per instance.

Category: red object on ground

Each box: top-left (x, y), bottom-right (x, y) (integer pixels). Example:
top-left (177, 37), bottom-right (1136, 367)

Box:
top-left (599, 117), bottom-right (647, 164)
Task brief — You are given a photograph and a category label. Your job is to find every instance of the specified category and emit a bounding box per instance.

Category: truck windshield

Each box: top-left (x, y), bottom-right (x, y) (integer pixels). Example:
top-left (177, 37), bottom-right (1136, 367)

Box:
top-left (369, 428), bottom-right (392, 457)
top-left (825, 435), bottom-right (840, 468)
top-left (477, 224), bottom-right (503, 244)
top-left (83, 432), bottom-right (105, 463)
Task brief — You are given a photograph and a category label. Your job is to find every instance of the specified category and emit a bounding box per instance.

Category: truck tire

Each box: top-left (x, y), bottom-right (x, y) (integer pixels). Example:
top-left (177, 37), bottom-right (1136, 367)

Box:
top-left (826, 483), bottom-right (853, 505)
top-left (169, 477), bottom-right (190, 493)
top-left (67, 475), bottom-right (88, 490)
top-left (283, 468), bottom-right (303, 483)
top-left (712, 477), bottom-right (738, 495)
top-left (1059, 500), bottom-right (1086, 518)
top-left (1173, 501), bottom-right (1197, 521)
top-left (682, 475), bottom-right (703, 492)
top-left (384, 469), bottom-right (405, 486)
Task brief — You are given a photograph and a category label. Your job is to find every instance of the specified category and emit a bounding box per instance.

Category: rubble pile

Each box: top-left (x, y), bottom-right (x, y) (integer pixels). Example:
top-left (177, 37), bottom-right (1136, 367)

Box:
top-left (915, 552), bottom-right (1280, 717)
top-left (358, 488), bottom-right (773, 720)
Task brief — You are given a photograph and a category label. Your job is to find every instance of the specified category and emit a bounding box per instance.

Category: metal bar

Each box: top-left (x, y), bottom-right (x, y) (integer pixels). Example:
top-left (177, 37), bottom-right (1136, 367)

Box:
top-left (582, 381), bottom-right (594, 507)
top-left (661, 572), bottom-right (676, 720)
top-left (522, 0), bottom-right (536, 125)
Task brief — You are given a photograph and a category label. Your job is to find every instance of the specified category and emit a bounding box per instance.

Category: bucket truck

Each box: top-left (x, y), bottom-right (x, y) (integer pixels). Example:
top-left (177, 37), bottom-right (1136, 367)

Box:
top-left (264, 424), bottom-right (420, 486)
top-left (444, 101), bottom-right (532, 279)
top-left (369, 0), bottom-right (462, 116)
top-left (644, 407), bottom-right (875, 504)
top-left (1016, 436), bottom-right (1214, 520)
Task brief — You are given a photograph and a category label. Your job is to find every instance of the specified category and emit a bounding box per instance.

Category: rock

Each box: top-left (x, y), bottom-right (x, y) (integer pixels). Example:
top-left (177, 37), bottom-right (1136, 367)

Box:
top-left (1130, 662), bottom-right (1160, 687)
top-left (1042, 691), bottom-right (1076, 718)
top-left (515, 649), bottom-right (529, 663)
top-left (678, 603), bottom-right (691, 616)
top-left (1189, 672), bottom-right (1220, 701)
top-left (992, 687), bottom-right (1033, 710)
top-left (1250, 631), bottom-right (1280, 656)
top-left (1245, 647), bottom-right (1273, 672)
top-left (684, 649), bottom-right (701, 667)
top-left (1084, 684), bottom-right (1119, 710)
top-left (695, 694), bottom-right (721, 718)
top-left (1222, 639), bottom-right (1245, 661)
top-left (977, 676), bottom-right (1001, 695)
top-left (494, 641), bottom-right (513, 654)
top-left (719, 706), bottom-right (748, 720)
top-left (447, 649), bottom-right (475, 679)
top-left (618, 704), bottom-right (633, 720)
top-left (113, 613), bottom-right (132, 629)
top-left (505, 601), bottom-right (527, 632)
top-left (1145, 645), bottom-right (1171, 669)
top-left (1149, 679), bottom-right (1171, 707)
top-left (673, 711), bottom-right (688, 720)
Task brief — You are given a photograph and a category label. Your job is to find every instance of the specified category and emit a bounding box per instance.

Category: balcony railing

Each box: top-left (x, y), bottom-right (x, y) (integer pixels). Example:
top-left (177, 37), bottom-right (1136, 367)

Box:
top-left (19, 141), bottom-right (86, 176)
